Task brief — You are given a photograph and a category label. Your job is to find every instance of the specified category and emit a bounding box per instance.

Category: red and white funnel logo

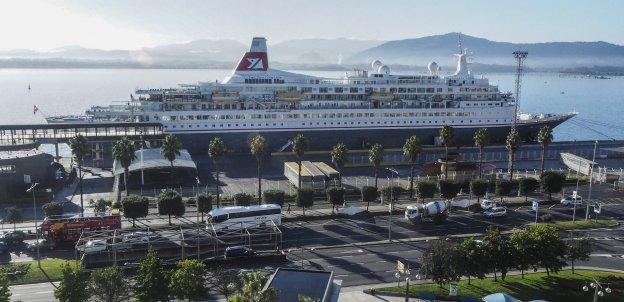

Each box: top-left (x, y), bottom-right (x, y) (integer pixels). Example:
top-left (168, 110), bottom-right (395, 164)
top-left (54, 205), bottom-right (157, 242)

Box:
top-left (246, 57), bottom-right (264, 69)
top-left (235, 51), bottom-right (268, 71)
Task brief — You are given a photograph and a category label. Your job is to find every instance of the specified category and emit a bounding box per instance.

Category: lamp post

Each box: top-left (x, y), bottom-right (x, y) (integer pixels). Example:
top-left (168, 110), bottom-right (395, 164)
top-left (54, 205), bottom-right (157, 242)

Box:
top-left (586, 141), bottom-right (597, 221)
top-left (394, 266), bottom-right (421, 302)
top-left (26, 182), bottom-right (40, 268)
top-left (582, 278), bottom-right (612, 302)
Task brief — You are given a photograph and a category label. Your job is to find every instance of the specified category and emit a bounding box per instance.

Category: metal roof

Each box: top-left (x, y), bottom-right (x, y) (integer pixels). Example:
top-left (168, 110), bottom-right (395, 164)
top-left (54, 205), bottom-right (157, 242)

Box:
top-left (113, 148), bottom-right (196, 176)
top-left (265, 268), bottom-right (337, 302)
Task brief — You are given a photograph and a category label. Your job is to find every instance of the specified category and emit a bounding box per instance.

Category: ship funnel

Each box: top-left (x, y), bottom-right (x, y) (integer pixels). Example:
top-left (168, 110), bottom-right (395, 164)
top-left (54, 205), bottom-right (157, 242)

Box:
top-left (235, 37), bottom-right (269, 71)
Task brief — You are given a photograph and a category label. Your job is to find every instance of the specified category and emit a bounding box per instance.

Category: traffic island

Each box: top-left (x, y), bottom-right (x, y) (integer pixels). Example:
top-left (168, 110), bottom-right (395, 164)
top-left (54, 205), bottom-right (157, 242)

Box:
top-left (540, 219), bottom-right (618, 230)
top-left (365, 269), bottom-right (623, 302)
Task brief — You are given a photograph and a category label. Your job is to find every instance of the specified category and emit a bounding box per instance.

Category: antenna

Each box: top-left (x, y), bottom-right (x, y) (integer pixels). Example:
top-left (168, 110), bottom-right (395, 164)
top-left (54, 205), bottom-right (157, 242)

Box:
top-left (512, 50), bottom-right (528, 126)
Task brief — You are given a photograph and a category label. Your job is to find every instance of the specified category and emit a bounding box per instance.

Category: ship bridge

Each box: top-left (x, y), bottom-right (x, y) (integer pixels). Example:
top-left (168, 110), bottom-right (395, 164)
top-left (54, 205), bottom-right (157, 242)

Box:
top-left (0, 122), bottom-right (163, 146)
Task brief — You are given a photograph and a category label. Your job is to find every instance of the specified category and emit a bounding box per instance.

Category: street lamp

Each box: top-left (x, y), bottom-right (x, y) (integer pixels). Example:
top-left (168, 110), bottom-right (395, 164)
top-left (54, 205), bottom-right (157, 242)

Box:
top-left (395, 266), bottom-right (421, 302)
top-left (582, 278), bottom-right (612, 302)
top-left (26, 182), bottom-right (41, 268)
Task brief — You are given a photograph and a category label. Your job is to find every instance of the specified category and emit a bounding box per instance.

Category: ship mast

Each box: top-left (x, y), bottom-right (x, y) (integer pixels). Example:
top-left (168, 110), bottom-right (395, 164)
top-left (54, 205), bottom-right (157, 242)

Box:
top-left (512, 51), bottom-right (528, 126)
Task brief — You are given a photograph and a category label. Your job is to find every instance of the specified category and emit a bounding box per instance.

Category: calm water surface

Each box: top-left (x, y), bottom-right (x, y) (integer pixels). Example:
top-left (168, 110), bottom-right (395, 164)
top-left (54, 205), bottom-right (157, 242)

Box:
top-left (0, 69), bottom-right (622, 141)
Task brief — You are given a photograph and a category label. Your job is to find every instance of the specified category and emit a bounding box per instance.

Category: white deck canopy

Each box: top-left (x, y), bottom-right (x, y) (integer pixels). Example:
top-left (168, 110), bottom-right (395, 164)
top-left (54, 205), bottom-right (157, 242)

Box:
top-left (113, 148), bottom-right (196, 176)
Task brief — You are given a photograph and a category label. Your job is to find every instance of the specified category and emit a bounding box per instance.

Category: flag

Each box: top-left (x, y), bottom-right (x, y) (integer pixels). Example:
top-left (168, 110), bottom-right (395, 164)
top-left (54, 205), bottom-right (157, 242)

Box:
top-left (33, 105), bottom-right (39, 115)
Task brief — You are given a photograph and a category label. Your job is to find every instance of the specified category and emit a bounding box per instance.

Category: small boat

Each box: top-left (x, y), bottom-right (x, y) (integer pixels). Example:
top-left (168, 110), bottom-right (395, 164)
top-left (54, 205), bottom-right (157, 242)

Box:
top-left (28, 84), bottom-right (31, 90)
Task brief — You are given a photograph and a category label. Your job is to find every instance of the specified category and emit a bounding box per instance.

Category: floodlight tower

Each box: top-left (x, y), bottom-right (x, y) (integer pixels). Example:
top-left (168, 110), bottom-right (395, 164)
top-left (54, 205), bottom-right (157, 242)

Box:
top-left (512, 51), bottom-right (528, 126)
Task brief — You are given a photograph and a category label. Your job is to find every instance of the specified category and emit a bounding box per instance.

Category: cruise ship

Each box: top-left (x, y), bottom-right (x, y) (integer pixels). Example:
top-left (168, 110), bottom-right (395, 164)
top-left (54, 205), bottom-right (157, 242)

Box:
top-left (48, 37), bottom-right (575, 153)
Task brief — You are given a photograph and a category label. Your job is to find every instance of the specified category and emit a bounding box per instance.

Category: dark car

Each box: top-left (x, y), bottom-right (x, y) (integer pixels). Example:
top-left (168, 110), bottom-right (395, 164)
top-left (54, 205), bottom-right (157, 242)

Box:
top-left (224, 246), bottom-right (256, 259)
top-left (0, 241), bottom-right (7, 254)
top-left (2, 231), bottom-right (27, 245)
top-left (27, 238), bottom-right (57, 252)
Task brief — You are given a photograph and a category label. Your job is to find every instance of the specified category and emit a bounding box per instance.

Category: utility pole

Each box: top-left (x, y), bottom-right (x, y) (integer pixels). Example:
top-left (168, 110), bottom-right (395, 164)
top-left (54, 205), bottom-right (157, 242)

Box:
top-left (586, 141), bottom-right (598, 220)
top-left (27, 183), bottom-right (40, 268)
top-left (512, 51), bottom-right (528, 126)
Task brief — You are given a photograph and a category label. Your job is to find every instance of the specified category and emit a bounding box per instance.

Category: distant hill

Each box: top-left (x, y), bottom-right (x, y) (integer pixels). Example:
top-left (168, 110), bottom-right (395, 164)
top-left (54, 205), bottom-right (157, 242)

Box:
top-left (348, 33), bottom-right (624, 68)
top-left (271, 38), bottom-right (383, 64)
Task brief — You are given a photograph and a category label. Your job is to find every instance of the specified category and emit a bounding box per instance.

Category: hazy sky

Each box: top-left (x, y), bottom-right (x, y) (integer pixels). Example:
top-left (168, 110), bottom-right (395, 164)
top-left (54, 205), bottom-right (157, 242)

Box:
top-left (1, 0), bottom-right (622, 51)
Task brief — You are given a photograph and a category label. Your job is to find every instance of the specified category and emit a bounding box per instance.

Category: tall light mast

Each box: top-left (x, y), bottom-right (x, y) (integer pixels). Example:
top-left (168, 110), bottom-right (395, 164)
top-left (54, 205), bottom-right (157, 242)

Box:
top-left (512, 51), bottom-right (528, 126)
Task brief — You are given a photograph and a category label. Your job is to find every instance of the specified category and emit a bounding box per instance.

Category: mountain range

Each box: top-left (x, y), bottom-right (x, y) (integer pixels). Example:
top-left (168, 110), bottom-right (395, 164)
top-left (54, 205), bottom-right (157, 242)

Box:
top-left (1, 33), bottom-right (623, 70)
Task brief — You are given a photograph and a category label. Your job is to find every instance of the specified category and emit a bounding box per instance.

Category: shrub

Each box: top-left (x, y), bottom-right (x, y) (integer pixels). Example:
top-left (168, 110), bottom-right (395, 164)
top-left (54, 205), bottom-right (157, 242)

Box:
top-left (326, 187), bottom-right (345, 212)
top-left (540, 213), bottom-right (553, 222)
top-left (519, 178), bottom-right (539, 202)
top-left (262, 190), bottom-right (285, 207)
top-left (122, 195), bottom-right (149, 227)
top-left (296, 188), bottom-right (314, 215)
top-left (361, 186), bottom-right (378, 210)
top-left (185, 197), bottom-right (197, 207)
top-left (541, 171), bottom-right (566, 200)
top-left (157, 189), bottom-right (185, 225)
top-left (416, 181), bottom-right (437, 200)
top-left (381, 186), bottom-right (403, 203)
top-left (233, 193), bottom-right (253, 206)
top-left (196, 193), bottom-right (213, 214)
top-left (470, 179), bottom-right (488, 201)
top-left (439, 180), bottom-right (459, 200)
top-left (42, 201), bottom-right (63, 217)
top-left (495, 180), bottom-right (512, 203)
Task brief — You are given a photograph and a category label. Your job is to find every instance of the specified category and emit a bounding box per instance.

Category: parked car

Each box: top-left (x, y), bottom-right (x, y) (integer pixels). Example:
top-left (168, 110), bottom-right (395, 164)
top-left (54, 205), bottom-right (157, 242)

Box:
top-left (1, 231), bottom-right (27, 245)
top-left (76, 239), bottom-right (107, 254)
top-left (480, 199), bottom-right (496, 210)
top-left (483, 207), bottom-right (507, 218)
top-left (0, 241), bottom-right (7, 254)
top-left (224, 246), bottom-right (256, 259)
top-left (27, 238), bottom-right (57, 252)
top-left (561, 196), bottom-right (583, 206)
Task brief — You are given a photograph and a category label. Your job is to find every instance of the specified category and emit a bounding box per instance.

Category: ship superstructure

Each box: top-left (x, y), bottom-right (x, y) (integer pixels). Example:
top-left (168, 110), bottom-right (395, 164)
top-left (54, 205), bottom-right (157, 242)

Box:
top-left (48, 37), bottom-right (575, 152)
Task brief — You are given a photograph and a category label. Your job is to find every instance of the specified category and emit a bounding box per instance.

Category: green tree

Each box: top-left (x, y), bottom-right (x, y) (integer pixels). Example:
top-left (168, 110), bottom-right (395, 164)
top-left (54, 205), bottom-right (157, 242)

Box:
top-left (506, 127), bottom-right (521, 180)
top-left (161, 134), bottom-right (182, 183)
top-left (233, 193), bottom-right (253, 206)
top-left (495, 180), bottom-right (512, 204)
top-left (250, 135), bottom-right (268, 204)
top-left (157, 189), bottom-right (185, 226)
top-left (4, 207), bottom-right (23, 230)
top-left (518, 178), bottom-right (539, 202)
top-left (292, 134), bottom-right (309, 189)
top-left (565, 235), bottom-right (593, 274)
top-left (470, 179), bottom-right (488, 204)
top-left (537, 125), bottom-right (553, 175)
top-left (540, 171), bottom-right (566, 200)
top-left (419, 238), bottom-right (461, 287)
top-left (368, 143), bottom-right (384, 189)
top-left (473, 128), bottom-right (490, 177)
top-left (483, 228), bottom-right (513, 281)
top-left (509, 227), bottom-right (536, 278)
top-left (54, 262), bottom-right (89, 302)
top-left (457, 237), bottom-right (487, 284)
top-left (262, 190), bottom-right (285, 207)
top-left (361, 186), bottom-right (378, 211)
top-left (296, 188), bottom-right (314, 216)
top-left (90, 198), bottom-right (111, 215)
top-left (326, 186), bottom-right (345, 214)
top-left (42, 201), bottom-right (63, 217)
top-left (298, 295), bottom-right (320, 302)
top-left (229, 271), bottom-right (278, 302)
top-left (112, 136), bottom-right (137, 196)
top-left (68, 134), bottom-right (90, 214)
top-left (439, 125), bottom-right (454, 179)
top-left (208, 137), bottom-right (227, 207)
top-left (121, 195), bottom-right (149, 228)
top-left (330, 143), bottom-right (348, 187)
top-left (197, 193), bottom-right (213, 222)
top-left (208, 266), bottom-right (239, 299)
top-left (529, 224), bottom-right (567, 276)
top-left (169, 259), bottom-right (208, 301)
top-left (0, 273), bottom-right (10, 302)
top-left (438, 180), bottom-right (458, 200)
top-left (134, 249), bottom-right (169, 302)
top-left (402, 135), bottom-right (422, 198)
top-left (416, 181), bottom-right (437, 202)
top-left (88, 266), bottom-right (131, 302)
top-left (381, 186), bottom-right (403, 204)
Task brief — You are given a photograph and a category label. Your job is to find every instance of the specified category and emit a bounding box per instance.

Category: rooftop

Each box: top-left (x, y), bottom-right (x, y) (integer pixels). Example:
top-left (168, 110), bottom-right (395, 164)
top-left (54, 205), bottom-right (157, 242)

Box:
top-left (112, 148), bottom-right (196, 176)
top-left (0, 148), bottom-right (46, 160)
top-left (265, 268), bottom-right (339, 302)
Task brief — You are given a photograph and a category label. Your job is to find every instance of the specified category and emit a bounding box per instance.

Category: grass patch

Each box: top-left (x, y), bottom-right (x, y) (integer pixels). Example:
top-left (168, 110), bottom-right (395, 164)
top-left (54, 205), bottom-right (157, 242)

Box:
top-left (8, 258), bottom-right (77, 285)
top-left (376, 269), bottom-right (624, 302)
top-left (542, 219), bottom-right (618, 230)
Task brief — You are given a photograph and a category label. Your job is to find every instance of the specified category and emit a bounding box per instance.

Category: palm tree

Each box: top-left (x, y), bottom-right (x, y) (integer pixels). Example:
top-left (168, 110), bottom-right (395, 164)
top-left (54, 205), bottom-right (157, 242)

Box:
top-left (506, 127), bottom-right (521, 180)
top-left (209, 137), bottom-right (227, 207)
top-left (160, 134), bottom-right (181, 184)
top-left (368, 144), bottom-right (384, 189)
top-left (402, 135), bottom-right (422, 199)
top-left (473, 128), bottom-right (490, 178)
top-left (250, 135), bottom-right (268, 204)
top-left (68, 134), bottom-right (90, 214)
top-left (537, 125), bottom-right (553, 175)
top-left (292, 134), bottom-right (309, 189)
top-left (330, 143), bottom-right (348, 187)
top-left (229, 271), bottom-right (278, 302)
top-left (439, 125), bottom-right (454, 179)
top-left (112, 136), bottom-right (136, 196)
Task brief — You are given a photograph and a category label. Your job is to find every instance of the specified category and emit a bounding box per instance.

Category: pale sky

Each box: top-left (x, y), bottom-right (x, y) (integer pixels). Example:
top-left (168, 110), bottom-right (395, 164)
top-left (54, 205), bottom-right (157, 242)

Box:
top-left (1, 0), bottom-right (622, 51)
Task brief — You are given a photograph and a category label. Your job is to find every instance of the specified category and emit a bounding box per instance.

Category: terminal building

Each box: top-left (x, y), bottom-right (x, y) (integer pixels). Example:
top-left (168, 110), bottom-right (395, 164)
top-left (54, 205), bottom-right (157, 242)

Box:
top-left (113, 148), bottom-right (198, 190)
top-left (0, 149), bottom-right (65, 199)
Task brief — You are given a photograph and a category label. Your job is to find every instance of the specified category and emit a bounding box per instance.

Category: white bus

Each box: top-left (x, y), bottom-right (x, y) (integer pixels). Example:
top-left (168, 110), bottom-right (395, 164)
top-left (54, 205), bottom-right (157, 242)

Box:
top-left (206, 204), bottom-right (282, 231)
